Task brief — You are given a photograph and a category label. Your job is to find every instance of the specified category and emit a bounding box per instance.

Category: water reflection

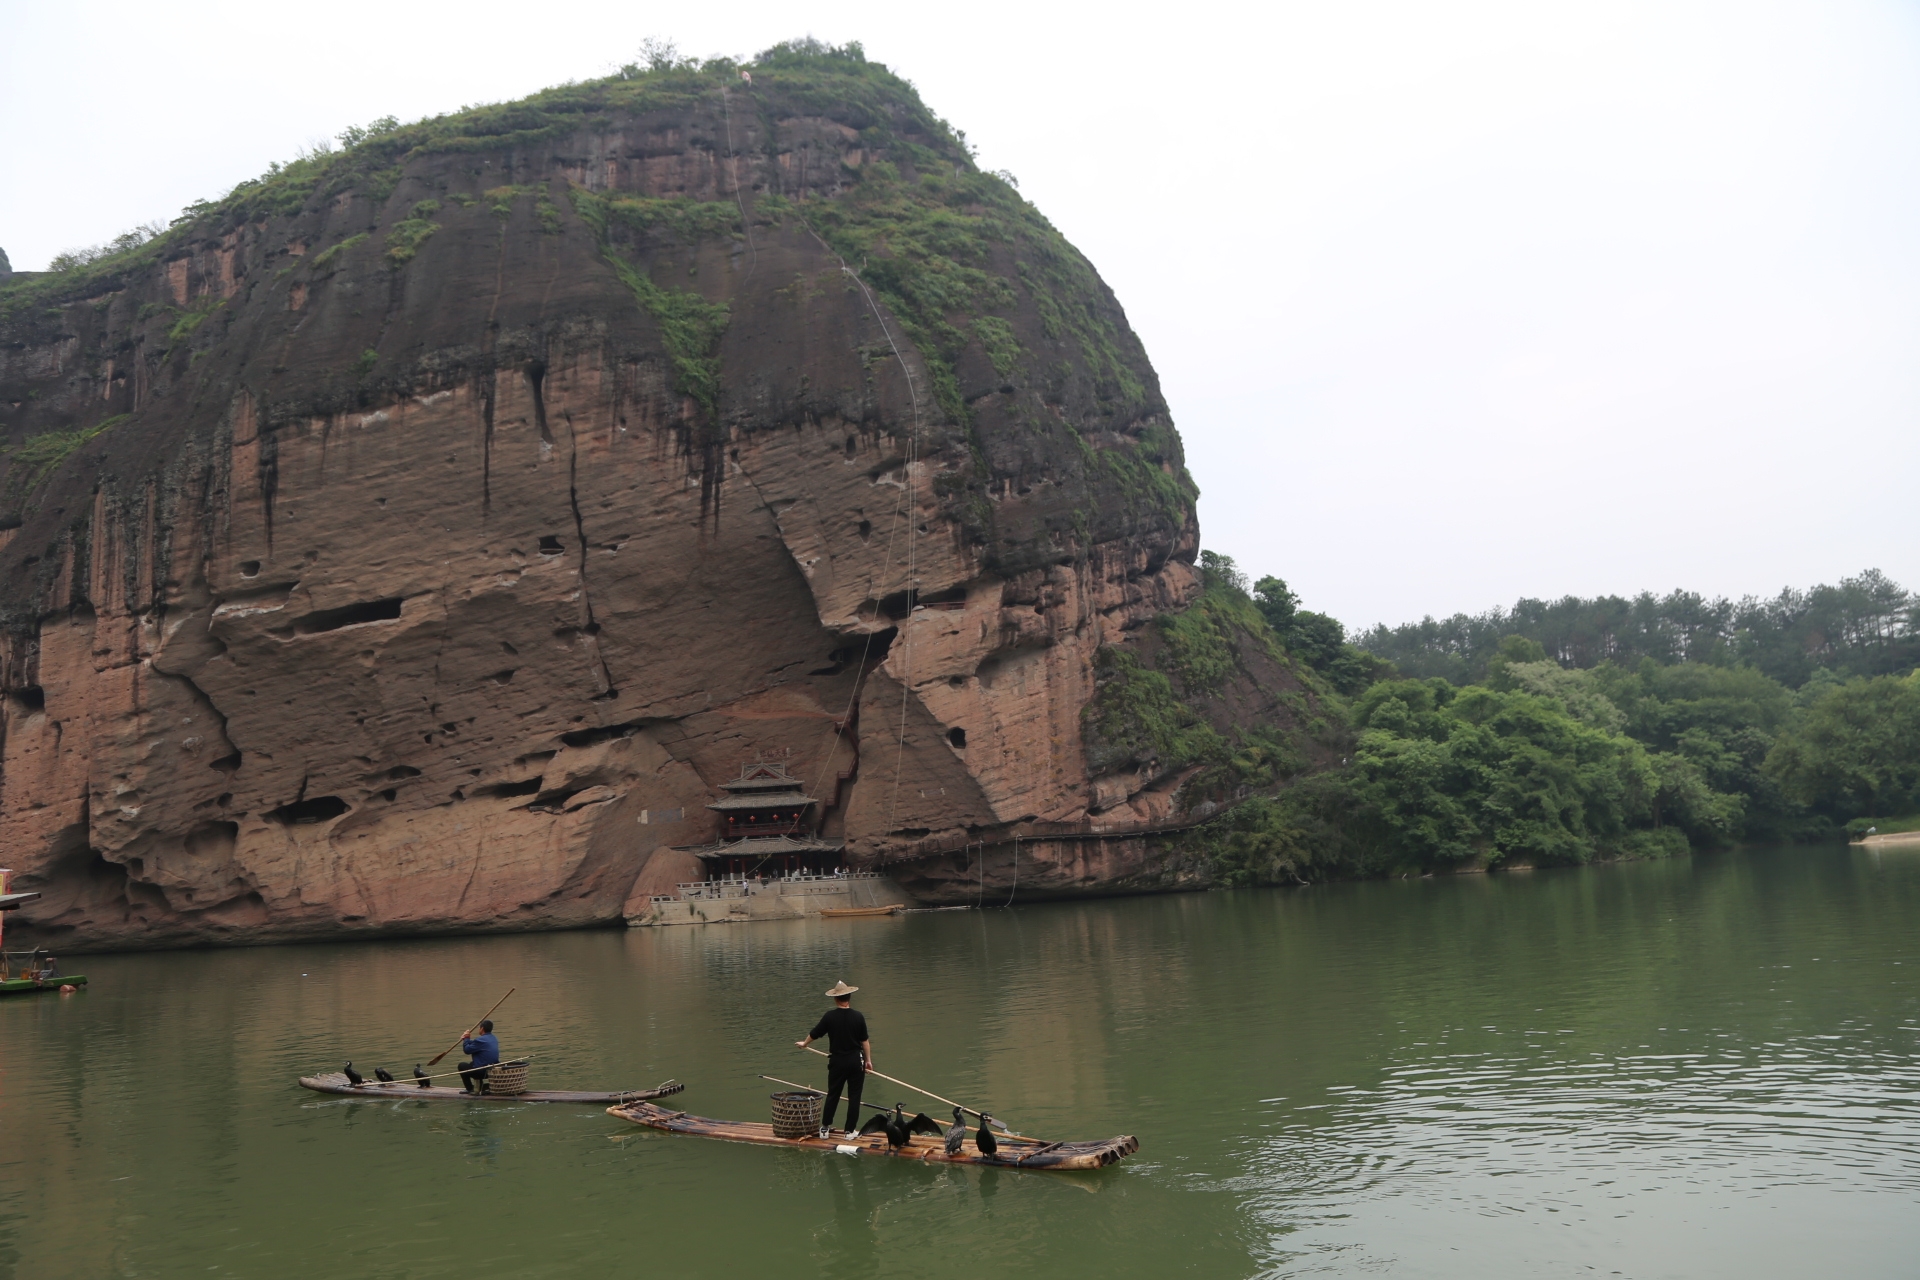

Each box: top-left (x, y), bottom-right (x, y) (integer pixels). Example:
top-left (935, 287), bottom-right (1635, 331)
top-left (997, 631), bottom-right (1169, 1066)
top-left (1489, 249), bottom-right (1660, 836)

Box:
top-left (2, 846), bottom-right (1917, 1278)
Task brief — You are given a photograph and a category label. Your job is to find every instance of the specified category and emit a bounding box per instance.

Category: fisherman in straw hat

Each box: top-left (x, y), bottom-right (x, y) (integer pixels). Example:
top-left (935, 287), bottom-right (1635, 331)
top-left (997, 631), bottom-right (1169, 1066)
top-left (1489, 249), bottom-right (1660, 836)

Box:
top-left (796, 980), bottom-right (872, 1139)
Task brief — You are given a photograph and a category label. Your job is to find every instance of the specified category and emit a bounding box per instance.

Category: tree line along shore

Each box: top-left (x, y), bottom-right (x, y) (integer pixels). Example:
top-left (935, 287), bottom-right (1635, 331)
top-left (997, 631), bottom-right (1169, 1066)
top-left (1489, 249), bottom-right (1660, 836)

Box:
top-left (1163, 558), bottom-right (1920, 884)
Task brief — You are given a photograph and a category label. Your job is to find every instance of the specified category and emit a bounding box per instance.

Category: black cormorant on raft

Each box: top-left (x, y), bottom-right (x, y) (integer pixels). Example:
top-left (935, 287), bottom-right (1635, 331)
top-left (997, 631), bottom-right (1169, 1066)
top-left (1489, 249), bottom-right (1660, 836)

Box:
top-left (860, 1102), bottom-right (943, 1148)
top-left (605, 1099), bottom-right (1139, 1170)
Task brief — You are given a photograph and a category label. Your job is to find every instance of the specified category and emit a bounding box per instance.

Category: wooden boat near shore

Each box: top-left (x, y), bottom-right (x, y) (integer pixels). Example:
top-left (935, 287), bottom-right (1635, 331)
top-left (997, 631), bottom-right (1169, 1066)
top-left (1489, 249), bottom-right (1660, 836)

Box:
top-left (299, 1074), bottom-right (684, 1105)
top-left (816, 905), bottom-right (900, 919)
top-left (606, 1100), bottom-right (1139, 1170)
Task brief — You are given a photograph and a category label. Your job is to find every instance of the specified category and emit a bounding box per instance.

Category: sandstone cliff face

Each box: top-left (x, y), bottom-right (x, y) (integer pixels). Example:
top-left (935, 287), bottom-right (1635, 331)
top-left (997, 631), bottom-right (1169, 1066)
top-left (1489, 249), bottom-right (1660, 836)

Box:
top-left (0, 49), bottom-right (1223, 950)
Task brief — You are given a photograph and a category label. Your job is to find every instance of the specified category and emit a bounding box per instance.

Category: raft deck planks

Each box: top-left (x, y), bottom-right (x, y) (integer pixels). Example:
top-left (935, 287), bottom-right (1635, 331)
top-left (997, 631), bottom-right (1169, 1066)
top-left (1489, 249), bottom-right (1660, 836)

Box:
top-left (606, 1100), bottom-right (1138, 1170)
top-left (299, 1074), bottom-right (684, 1105)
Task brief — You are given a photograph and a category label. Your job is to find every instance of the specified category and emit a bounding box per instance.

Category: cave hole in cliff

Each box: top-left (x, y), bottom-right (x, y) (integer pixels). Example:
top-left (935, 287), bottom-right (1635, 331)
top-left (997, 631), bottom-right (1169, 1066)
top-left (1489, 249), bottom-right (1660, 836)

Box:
top-left (209, 751), bottom-right (241, 773)
top-left (484, 777), bottom-right (543, 798)
top-left (264, 795), bottom-right (350, 825)
top-left (947, 727), bottom-right (967, 748)
top-left (11, 686), bottom-right (46, 712)
top-left (538, 536), bottom-right (564, 556)
top-left (501, 640), bottom-right (519, 656)
top-left (810, 628), bottom-right (897, 676)
top-left (529, 784), bottom-right (590, 811)
top-left (845, 435), bottom-right (858, 457)
top-left (293, 597), bottom-right (403, 635)
top-left (856, 519), bottom-right (872, 541)
top-left (380, 788), bottom-right (397, 802)
top-left (386, 765), bottom-right (421, 779)
top-left (559, 720), bottom-right (647, 749)
top-left (185, 821), bottom-right (239, 857)
top-left (238, 560), bottom-right (261, 577)
top-left (489, 669), bottom-right (516, 684)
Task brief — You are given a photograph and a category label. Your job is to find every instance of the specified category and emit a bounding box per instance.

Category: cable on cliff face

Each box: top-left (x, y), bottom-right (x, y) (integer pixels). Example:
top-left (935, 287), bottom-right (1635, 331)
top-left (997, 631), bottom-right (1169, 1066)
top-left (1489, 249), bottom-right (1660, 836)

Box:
top-left (718, 85), bottom-right (758, 285)
top-left (789, 219), bottom-right (927, 849)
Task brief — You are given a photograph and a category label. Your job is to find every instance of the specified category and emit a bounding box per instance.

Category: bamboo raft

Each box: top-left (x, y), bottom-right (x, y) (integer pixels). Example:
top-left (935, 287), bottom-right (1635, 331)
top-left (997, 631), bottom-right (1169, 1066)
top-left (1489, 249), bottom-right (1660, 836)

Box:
top-left (816, 905), bottom-right (900, 919)
top-left (606, 1100), bottom-right (1139, 1170)
top-left (299, 1074), bottom-right (685, 1105)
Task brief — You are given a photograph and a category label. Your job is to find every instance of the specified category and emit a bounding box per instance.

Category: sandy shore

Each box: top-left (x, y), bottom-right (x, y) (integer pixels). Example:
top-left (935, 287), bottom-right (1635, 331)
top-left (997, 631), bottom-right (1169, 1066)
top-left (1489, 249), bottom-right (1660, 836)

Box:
top-left (1856, 830), bottom-right (1920, 848)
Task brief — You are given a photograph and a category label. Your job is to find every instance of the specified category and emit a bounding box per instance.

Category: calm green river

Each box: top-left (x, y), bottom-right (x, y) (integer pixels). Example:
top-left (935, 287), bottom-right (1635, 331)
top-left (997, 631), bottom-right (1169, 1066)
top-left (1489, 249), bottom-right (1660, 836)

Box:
top-left (5, 844), bottom-right (1920, 1278)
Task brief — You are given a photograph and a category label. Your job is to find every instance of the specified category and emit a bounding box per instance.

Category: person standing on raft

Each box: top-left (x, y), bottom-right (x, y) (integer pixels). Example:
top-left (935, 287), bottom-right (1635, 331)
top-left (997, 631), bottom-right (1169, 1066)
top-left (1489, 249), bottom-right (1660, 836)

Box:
top-left (458, 1019), bottom-right (501, 1094)
top-left (796, 980), bottom-right (871, 1138)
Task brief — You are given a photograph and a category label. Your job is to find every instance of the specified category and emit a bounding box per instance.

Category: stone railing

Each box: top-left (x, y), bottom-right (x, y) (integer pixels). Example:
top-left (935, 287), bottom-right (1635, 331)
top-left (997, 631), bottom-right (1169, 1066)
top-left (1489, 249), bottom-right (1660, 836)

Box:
top-left (669, 871), bottom-right (881, 902)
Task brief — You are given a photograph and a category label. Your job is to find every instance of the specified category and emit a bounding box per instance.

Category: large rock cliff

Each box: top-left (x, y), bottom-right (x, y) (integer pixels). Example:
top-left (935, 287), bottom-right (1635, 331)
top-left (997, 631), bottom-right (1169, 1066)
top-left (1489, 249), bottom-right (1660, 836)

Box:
top-left (0, 46), bottom-right (1311, 950)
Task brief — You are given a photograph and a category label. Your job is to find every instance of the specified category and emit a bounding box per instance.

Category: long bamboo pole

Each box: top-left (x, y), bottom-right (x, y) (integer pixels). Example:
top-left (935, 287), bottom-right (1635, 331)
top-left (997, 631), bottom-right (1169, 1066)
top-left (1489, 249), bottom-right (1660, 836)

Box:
top-left (802, 1045), bottom-right (1011, 1131)
top-left (426, 987), bottom-right (515, 1067)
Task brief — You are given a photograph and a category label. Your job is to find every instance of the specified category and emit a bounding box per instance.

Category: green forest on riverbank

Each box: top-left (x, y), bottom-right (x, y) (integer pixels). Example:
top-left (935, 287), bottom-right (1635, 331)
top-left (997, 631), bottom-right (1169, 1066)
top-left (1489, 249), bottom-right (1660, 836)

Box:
top-left (1175, 557), bottom-right (1920, 883)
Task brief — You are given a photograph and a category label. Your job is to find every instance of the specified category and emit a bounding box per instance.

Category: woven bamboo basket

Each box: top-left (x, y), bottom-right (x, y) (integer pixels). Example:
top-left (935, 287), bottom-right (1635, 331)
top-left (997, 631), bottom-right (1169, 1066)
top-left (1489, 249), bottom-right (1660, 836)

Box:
top-left (770, 1090), bottom-right (824, 1138)
top-left (486, 1058), bottom-right (532, 1095)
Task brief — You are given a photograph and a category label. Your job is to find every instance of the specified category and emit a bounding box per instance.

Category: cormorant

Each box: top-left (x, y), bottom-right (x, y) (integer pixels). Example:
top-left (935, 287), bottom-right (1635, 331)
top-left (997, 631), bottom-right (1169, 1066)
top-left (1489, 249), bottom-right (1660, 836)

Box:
top-left (945, 1107), bottom-right (968, 1156)
top-left (974, 1113), bottom-right (998, 1157)
top-left (858, 1102), bottom-right (942, 1148)
top-left (343, 1062), bottom-right (365, 1087)
top-left (374, 1067), bottom-right (395, 1083)
top-left (413, 1064), bottom-right (431, 1088)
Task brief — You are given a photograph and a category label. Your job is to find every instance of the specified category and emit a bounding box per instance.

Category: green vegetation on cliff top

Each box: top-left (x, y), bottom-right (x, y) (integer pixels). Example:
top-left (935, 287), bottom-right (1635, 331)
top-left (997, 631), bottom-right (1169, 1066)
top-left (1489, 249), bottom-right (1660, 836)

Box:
top-left (0, 41), bottom-right (954, 320)
top-left (2, 39), bottom-right (1191, 540)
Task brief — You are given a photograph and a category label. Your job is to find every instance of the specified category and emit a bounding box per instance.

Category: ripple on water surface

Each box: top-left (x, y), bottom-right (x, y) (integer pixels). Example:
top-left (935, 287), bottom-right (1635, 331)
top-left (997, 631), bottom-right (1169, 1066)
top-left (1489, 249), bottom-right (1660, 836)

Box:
top-left (2, 845), bottom-right (1919, 1279)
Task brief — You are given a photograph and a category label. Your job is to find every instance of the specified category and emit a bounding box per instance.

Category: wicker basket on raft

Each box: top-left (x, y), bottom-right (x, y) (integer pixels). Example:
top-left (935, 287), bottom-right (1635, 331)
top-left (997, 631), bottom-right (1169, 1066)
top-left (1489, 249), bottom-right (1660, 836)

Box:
top-left (770, 1090), bottom-right (824, 1138)
top-left (485, 1058), bottom-right (532, 1096)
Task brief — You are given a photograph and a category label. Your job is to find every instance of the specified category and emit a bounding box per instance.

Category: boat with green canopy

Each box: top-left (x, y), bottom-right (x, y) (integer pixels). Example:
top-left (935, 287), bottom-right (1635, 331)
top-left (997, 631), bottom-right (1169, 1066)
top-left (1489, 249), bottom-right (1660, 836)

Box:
top-left (0, 874), bottom-right (86, 995)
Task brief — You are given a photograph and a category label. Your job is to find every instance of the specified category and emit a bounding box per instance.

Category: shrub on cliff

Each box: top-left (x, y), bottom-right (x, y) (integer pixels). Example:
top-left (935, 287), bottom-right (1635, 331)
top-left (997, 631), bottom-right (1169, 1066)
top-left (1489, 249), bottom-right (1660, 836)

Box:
top-left (1253, 573), bottom-right (1391, 696)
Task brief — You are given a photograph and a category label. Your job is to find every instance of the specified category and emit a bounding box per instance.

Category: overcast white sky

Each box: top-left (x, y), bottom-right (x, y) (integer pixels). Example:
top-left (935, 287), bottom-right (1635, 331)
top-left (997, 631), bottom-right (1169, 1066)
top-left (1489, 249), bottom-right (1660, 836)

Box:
top-left (3, 1), bottom-right (1915, 629)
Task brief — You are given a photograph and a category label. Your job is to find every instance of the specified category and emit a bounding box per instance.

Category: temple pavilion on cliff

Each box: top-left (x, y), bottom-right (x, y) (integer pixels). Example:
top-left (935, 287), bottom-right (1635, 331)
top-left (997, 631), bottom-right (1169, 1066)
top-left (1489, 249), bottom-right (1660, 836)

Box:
top-left (675, 761), bottom-right (846, 879)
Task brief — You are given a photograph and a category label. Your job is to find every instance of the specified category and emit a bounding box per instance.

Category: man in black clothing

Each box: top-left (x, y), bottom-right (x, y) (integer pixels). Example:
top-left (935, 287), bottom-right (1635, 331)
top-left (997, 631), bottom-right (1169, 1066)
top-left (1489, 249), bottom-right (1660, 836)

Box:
top-left (796, 979), bottom-right (872, 1138)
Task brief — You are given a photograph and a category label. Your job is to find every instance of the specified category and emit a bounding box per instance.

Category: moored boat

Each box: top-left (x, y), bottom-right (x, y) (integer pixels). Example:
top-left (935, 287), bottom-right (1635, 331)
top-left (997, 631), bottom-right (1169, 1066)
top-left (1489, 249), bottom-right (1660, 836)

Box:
top-left (816, 905), bottom-right (900, 918)
top-left (606, 1099), bottom-right (1139, 1170)
top-left (299, 1074), bottom-right (683, 1105)
top-left (0, 880), bottom-right (81, 994)
top-left (0, 973), bottom-right (87, 996)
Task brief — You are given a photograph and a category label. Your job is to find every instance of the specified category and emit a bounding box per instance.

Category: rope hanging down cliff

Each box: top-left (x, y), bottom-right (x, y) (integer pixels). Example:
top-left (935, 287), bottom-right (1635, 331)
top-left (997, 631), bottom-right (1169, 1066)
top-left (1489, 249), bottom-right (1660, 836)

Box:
top-left (710, 77), bottom-right (917, 859)
top-left (713, 81), bottom-right (926, 865)
top-left (787, 225), bottom-right (926, 846)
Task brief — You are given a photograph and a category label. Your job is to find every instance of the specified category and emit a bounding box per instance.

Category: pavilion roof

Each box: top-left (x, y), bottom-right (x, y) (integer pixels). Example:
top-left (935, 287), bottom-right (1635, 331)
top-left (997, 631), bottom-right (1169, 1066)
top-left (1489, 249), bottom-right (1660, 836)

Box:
top-left (718, 762), bottom-right (809, 793)
top-left (677, 834), bottom-right (847, 860)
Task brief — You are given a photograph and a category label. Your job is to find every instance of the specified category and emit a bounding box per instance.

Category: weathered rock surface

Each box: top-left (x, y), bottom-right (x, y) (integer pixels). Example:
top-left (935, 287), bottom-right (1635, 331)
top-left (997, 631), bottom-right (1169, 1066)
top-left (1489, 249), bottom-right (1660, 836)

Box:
top-left (0, 50), bottom-right (1288, 951)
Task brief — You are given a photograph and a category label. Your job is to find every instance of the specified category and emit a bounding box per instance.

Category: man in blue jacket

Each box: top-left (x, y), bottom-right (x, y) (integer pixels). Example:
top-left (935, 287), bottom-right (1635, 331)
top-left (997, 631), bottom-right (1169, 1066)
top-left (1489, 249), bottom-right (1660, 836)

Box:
top-left (459, 1020), bottom-right (501, 1094)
